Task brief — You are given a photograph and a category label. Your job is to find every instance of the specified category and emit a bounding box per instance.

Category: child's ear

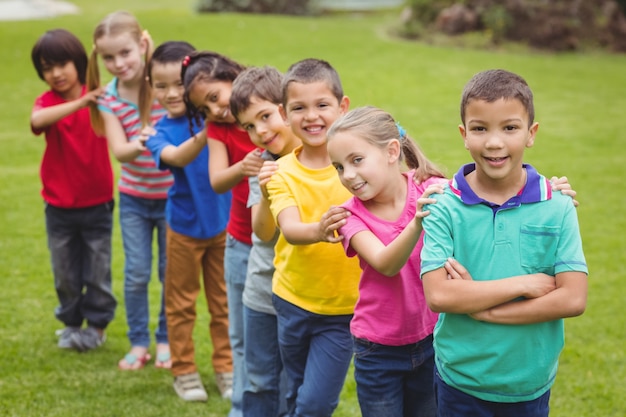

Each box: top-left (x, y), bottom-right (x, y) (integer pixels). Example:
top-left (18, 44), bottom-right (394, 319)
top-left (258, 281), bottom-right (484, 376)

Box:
top-left (278, 104), bottom-right (289, 125)
top-left (339, 95), bottom-right (350, 114)
top-left (459, 124), bottom-right (469, 149)
top-left (388, 139), bottom-right (401, 163)
top-left (526, 122), bottom-right (539, 148)
top-left (139, 37), bottom-right (148, 56)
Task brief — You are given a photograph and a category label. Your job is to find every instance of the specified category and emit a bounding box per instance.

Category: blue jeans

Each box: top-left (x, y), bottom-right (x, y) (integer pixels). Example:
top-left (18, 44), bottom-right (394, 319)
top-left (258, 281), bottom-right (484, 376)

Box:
top-left (45, 201), bottom-right (116, 329)
top-left (353, 335), bottom-right (436, 417)
top-left (243, 305), bottom-right (288, 417)
top-left (434, 371), bottom-right (551, 417)
top-left (119, 193), bottom-right (167, 347)
top-left (273, 295), bottom-right (353, 417)
top-left (225, 234), bottom-right (251, 417)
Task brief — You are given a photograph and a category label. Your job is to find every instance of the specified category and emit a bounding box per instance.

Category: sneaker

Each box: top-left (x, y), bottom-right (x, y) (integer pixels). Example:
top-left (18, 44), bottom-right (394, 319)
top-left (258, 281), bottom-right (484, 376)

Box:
top-left (215, 372), bottom-right (233, 399)
top-left (173, 372), bottom-right (208, 402)
top-left (57, 327), bottom-right (80, 349)
top-left (70, 326), bottom-right (106, 352)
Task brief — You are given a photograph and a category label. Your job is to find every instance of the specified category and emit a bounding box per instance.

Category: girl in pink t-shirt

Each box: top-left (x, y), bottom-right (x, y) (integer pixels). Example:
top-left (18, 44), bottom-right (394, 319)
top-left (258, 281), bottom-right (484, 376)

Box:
top-left (326, 106), bottom-right (446, 417)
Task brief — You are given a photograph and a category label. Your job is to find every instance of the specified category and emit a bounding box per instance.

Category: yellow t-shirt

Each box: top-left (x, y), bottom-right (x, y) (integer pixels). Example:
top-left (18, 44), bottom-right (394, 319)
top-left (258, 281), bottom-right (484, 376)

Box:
top-left (267, 147), bottom-right (360, 315)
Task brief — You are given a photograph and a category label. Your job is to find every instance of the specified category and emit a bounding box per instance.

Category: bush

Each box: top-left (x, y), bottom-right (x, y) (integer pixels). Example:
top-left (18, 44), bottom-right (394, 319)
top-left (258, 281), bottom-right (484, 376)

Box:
top-left (399, 0), bottom-right (626, 52)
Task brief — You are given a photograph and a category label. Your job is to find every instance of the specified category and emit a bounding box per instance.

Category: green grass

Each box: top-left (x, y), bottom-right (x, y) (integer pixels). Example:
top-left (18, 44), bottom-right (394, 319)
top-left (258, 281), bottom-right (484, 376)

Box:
top-left (1, 1), bottom-right (625, 416)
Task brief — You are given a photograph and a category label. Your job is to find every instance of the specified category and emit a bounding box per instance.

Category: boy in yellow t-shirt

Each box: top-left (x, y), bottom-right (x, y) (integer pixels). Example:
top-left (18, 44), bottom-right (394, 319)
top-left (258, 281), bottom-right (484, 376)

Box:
top-left (264, 58), bottom-right (360, 416)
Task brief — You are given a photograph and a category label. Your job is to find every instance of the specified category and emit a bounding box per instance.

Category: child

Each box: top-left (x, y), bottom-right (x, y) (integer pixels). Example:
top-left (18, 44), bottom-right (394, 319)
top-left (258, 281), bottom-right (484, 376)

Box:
top-left (230, 65), bottom-right (300, 417)
top-left (144, 41), bottom-right (233, 401)
top-left (87, 11), bottom-right (173, 367)
top-left (326, 106), bottom-right (446, 417)
top-left (182, 51), bottom-right (264, 414)
top-left (264, 58), bottom-right (361, 417)
top-left (420, 69), bottom-right (588, 416)
top-left (30, 28), bottom-right (116, 352)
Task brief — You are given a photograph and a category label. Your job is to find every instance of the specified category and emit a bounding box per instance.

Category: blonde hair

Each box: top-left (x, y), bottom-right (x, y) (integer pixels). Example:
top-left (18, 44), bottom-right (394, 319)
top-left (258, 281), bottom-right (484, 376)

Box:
top-left (87, 11), bottom-right (153, 135)
top-left (328, 106), bottom-right (445, 181)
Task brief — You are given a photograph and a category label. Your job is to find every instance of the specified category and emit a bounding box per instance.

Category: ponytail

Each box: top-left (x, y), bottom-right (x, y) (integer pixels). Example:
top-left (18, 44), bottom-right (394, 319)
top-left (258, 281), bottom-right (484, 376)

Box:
top-left (86, 47), bottom-right (104, 135)
top-left (138, 30), bottom-right (154, 128)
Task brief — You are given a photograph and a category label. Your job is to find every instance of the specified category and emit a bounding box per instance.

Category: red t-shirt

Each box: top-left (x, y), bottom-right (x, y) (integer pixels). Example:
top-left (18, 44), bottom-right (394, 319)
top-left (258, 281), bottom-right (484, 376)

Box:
top-left (207, 122), bottom-right (256, 245)
top-left (31, 87), bottom-right (113, 208)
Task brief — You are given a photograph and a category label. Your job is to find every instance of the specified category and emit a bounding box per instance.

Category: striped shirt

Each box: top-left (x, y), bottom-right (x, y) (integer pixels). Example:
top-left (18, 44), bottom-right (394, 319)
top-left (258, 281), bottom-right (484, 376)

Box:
top-left (98, 78), bottom-right (173, 199)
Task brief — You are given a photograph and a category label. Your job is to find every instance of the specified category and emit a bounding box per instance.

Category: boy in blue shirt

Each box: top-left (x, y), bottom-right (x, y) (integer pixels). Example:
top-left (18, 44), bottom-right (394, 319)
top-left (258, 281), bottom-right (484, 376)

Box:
top-left (144, 41), bottom-right (233, 402)
top-left (421, 69), bottom-right (588, 417)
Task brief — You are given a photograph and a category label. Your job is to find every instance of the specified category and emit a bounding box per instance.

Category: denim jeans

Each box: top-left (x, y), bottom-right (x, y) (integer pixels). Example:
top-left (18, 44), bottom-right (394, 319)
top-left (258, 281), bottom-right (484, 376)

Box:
top-left (434, 371), bottom-right (551, 417)
top-left (243, 305), bottom-right (288, 417)
top-left (45, 201), bottom-right (116, 329)
top-left (353, 335), bottom-right (436, 417)
top-left (225, 234), bottom-right (251, 417)
top-left (273, 295), bottom-right (353, 417)
top-left (119, 193), bottom-right (167, 347)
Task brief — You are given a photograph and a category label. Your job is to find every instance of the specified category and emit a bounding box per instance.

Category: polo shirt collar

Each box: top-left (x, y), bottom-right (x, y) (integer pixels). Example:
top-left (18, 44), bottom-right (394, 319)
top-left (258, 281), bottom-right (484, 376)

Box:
top-left (449, 163), bottom-right (552, 208)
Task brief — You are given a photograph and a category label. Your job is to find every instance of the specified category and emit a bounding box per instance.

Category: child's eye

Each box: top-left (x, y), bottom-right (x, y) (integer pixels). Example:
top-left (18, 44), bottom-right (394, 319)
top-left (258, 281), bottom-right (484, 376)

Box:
top-left (352, 157), bottom-right (363, 164)
top-left (244, 123), bottom-right (254, 131)
top-left (504, 125), bottom-right (518, 131)
top-left (333, 163), bottom-right (344, 173)
top-left (261, 113), bottom-right (270, 121)
top-left (471, 126), bottom-right (486, 132)
top-left (210, 95), bottom-right (218, 103)
top-left (121, 50), bottom-right (130, 57)
top-left (289, 105), bottom-right (303, 112)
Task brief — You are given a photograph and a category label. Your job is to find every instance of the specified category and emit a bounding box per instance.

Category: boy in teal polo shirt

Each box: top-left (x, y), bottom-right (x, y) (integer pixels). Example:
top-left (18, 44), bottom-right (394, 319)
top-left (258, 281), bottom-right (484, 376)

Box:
top-left (421, 69), bottom-right (588, 416)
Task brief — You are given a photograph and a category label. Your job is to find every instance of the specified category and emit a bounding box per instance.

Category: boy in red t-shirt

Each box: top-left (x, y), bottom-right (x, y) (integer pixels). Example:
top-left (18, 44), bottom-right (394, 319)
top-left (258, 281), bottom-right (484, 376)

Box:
top-left (30, 29), bottom-right (117, 352)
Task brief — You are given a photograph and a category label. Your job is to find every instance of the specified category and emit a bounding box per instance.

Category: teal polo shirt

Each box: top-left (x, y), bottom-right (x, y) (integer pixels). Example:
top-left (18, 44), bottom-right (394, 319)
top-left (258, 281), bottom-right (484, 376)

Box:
top-left (421, 163), bottom-right (588, 403)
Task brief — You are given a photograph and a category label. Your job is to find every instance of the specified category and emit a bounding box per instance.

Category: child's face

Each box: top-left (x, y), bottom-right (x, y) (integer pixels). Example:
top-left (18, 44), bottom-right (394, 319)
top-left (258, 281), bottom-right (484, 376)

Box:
top-left (328, 132), bottom-right (396, 201)
top-left (459, 98), bottom-right (538, 183)
top-left (281, 81), bottom-right (349, 149)
top-left (40, 60), bottom-right (80, 97)
top-left (96, 32), bottom-right (146, 83)
top-left (187, 79), bottom-right (236, 124)
top-left (150, 61), bottom-right (186, 118)
top-left (237, 96), bottom-right (300, 156)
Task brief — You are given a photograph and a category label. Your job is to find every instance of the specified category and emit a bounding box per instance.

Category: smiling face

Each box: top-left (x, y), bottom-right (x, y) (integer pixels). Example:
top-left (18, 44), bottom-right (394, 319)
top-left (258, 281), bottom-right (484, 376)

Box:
top-left (187, 79), bottom-right (236, 124)
top-left (237, 96), bottom-right (300, 156)
top-left (96, 32), bottom-right (146, 83)
top-left (281, 80), bottom-right (349, 149)
top-left (328, 130), bottom-right (397, 201)
top-left (460, 97), bottom-right (538, 187)
top-left (150, 61), bottom-right (186, 118)
top-left (41, 60), bottom-right (82, 99)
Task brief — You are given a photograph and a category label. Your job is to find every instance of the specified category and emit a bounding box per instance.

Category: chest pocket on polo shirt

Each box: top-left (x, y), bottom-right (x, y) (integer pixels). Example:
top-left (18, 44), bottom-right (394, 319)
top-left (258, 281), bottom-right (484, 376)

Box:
top-left (519, 224), bottom-right (560, 271)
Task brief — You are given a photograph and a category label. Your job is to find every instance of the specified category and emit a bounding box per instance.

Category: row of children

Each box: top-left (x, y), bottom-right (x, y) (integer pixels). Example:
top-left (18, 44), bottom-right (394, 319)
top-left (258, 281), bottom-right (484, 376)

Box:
top-left (30, 8), bottom-right (588, 417)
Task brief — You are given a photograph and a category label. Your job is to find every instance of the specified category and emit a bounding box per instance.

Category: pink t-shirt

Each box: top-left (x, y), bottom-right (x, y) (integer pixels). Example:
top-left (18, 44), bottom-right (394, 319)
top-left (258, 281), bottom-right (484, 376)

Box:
top-left (340, 172), bottom-right (442, 346)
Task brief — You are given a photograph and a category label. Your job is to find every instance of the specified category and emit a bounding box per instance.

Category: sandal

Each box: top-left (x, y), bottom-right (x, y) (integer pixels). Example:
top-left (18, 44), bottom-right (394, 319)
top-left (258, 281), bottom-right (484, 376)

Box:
top-left (118, 351), bottom-right (151, 370)
top-left (155, 344), bottom-right (172, 369)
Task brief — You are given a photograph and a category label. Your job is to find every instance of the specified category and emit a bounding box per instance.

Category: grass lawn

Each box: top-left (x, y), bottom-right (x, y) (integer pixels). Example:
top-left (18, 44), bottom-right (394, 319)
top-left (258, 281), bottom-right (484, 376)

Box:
top-left (1, 1), bottom-right (625, 416)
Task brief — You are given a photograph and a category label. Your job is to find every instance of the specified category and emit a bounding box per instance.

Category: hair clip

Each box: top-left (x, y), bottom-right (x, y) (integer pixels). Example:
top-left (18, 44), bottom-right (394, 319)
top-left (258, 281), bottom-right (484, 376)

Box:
top-left (182, 55), bottom-right (191, 67)
top-left (396, 122), bottom-right (406, 139)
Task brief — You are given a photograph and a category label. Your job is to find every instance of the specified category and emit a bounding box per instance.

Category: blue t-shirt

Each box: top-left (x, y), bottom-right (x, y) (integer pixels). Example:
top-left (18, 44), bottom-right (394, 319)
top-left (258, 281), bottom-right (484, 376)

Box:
top-left (147, 116), bottom-right (231, 239)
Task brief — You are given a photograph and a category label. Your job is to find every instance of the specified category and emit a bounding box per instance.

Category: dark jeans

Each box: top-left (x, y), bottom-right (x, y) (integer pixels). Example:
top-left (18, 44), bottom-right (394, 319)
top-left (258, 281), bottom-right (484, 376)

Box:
top-left (45, 200), bottom-right (116, 329)
top-left (434, 371), bottom-right (551, 417)
top-left (353, 335), bottom-right (436, 417)
top-left (273, 295), bottom-right (353, 417)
